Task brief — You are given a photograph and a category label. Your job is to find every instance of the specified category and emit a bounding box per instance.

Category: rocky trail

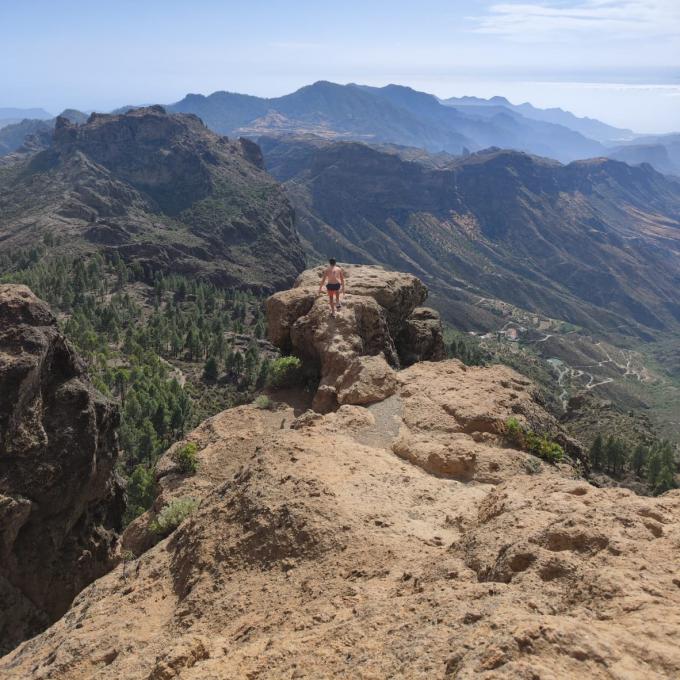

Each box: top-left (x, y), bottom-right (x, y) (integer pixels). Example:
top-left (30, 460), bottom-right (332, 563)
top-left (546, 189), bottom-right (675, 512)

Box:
top-left (1, 268), bottom-right (680, 679)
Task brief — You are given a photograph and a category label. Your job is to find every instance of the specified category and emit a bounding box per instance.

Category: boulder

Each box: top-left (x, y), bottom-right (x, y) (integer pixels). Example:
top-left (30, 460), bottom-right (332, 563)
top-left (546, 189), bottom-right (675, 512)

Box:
top-left (396, 306), bottom-right (446, 365)
top-left (0, 284), bottom-right (123, 654)
top-left (294, 265), bottom-right (428, 336)
top-left (266, 265), bottom-right (443, 411)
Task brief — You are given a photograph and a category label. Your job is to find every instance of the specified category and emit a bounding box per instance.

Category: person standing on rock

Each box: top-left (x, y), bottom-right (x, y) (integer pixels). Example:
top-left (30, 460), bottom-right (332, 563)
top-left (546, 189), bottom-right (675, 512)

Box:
top-left (318, 258), bottom-right (345, 317)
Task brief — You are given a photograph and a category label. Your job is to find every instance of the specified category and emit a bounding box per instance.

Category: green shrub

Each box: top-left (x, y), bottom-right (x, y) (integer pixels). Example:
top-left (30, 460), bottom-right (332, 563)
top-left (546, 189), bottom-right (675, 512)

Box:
top-left (525, 432), bottom-right (564, 464)
top-left (172, 442), bottom-right (199, 475)
top-left (150, 497), bottom-right (199, 536)
top-left (523, 458), bottom-right (542, 475)
top-left (505, 417), bottom-right (524, 446)
top-left (268, 355), bottom-right (303, 389)
top-left (254, 394), bottom-right (273, 410)
top-left (505, 418), bottom-right (564, 464)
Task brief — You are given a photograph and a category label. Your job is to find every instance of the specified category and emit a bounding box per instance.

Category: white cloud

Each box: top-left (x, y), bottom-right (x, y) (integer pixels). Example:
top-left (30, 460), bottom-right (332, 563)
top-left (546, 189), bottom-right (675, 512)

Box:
top-left (474, 0), bottom-right (680, 41)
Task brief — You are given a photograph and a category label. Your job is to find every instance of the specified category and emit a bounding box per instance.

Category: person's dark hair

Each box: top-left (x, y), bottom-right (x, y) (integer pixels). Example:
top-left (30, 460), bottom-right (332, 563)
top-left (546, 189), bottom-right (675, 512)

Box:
top-left (329, 258), bottom-right (336, 266)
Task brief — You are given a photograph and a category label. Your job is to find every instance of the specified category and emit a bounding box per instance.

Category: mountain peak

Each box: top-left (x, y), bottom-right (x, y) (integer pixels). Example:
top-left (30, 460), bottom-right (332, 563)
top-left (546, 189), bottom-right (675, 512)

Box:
top-left (0, 106), bottom-right (305, 290)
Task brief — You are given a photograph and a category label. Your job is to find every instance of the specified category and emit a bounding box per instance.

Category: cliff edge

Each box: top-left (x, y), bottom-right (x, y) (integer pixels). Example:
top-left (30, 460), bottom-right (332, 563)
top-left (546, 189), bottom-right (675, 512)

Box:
top-left (0, 285), bottom-right (124, 655)
top-left (1, 272), bottom-right (679, 678)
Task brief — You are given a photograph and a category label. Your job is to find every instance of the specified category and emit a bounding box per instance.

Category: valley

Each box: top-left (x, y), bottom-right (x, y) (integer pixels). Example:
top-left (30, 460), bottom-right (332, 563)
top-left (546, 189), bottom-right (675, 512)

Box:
top-left (254, 133), bottom-right (680, 447)
top-left (0, 97), bottom-right (679, 677)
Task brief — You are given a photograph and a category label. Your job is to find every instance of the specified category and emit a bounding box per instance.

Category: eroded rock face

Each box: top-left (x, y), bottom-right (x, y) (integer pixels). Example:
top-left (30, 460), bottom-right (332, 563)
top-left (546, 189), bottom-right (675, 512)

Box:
top-left (0, 107), bottom-right (306, 292)
top-left (266, 265), bottom-right (445, 411)
top-left (0, 285), bottom-right (123, 654)
top-left (396, 306), bottom-right (446, 366)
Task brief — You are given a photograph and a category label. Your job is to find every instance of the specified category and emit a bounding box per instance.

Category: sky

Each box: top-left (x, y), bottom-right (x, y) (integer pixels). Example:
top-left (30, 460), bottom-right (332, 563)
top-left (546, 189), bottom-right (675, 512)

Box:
top-left (1, 0), bottom-right (679, 133)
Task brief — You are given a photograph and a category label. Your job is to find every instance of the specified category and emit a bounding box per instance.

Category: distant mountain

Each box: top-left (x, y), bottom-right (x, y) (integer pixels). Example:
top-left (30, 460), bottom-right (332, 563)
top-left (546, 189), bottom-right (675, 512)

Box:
top-left (0, 107), bottom-right (52, 129)
top-left (0, 109), bottom-right (88, 157)
top-left (442, 96), bottom-right (634, 143)
top-left (608, 134), bottom-right (680, 176)
top-left (260, 135), bottom-right (680, 335)
top-left (0, 118), bottom-right (53, 156)
top-left (0, 107), bottom-right (304, 290)
top-left (170, 81), bottom-right (472, 153)
top-left (169, 81), bottom-right (605, 163)
top-left (0, 107), bottom-right (52, 119)
top-left (59, 108), bottom-right (89, 125)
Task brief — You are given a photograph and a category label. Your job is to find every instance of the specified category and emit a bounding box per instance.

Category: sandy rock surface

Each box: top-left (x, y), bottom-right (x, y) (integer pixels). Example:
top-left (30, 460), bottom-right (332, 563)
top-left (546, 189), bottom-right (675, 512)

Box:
top-left (2, 357), bottom-right (680, 679)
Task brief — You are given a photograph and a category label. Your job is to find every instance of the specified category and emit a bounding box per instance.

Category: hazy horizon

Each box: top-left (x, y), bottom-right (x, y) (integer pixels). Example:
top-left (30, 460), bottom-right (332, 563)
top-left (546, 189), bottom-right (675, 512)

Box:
top-left (2, 1), bottom-right (679, 134)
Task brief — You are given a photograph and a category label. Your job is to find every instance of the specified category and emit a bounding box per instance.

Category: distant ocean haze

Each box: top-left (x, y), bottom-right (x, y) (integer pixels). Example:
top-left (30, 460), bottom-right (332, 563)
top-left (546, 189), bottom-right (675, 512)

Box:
top-left (427, 79), bottom-right (680, 135)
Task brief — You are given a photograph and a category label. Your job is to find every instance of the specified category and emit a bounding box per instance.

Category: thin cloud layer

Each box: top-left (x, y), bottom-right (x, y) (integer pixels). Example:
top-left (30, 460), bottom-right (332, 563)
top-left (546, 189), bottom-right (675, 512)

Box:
top-left (475, 0), bottom-right (680, 40)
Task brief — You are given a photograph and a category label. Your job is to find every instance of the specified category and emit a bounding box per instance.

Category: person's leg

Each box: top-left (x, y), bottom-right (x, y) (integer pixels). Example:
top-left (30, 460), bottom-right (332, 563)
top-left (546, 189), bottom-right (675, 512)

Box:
top-left (336, 290), bottom-right (342, 308)
top-left (327, 289), bottom-right (336, 315)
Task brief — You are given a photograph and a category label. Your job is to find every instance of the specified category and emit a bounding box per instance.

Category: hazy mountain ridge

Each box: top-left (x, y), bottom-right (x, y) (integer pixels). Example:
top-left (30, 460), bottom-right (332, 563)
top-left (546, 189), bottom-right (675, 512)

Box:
top-left (442, 95), bottom-right (635, 143)
top-left (0, 107), bottom-right (52, 130)
top-left (608, 133), bottom-right (680, 176)
top-left (169, 81), bottom-right (608, 163)
top-left (4, 83), bottom-right (678, 175)
top-left (0, 109), bottom-right (88, 157)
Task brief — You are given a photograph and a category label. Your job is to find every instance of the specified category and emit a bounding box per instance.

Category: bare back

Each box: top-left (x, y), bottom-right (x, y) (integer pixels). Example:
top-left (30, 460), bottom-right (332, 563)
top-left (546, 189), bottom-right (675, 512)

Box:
top-left (326, 265), bottom-right (343, 284)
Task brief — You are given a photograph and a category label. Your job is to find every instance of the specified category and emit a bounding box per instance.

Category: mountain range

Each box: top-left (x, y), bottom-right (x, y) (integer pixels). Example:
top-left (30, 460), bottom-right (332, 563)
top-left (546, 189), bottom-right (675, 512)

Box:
top-left (3, 82), bottom-right (679, 176)
top-left (169, 81), bottom-right (606, 164)
top-left (0, 107), bottom-right (304, 290)
top-left (260, 134), bottom-right (680, 336)
top-left (167, 82), bottom-right (679, 174)
top-left (0, 107), bottom-right (52, 129)
top-left (441, 95), bottom-right (634, 143)
top-left (2, 103), bottom-right (680, 439)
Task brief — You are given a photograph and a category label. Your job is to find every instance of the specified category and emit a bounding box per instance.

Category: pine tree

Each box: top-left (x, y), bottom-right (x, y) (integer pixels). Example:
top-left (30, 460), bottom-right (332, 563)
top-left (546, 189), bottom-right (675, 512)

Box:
top-left (646, 448), bottom-right (662, 489)
top-left (138, 419), bottom-right (159, 464)
top-left (203, 356), bottom-right (219, 381)
top-left (590, 434), bottom-right (604, 470)
top-left (256, 358), bottom-right (271, 388)
top-left (631, 444), bottom-right (648, 477)
top-left (152, 403), bottom-right (168, 437)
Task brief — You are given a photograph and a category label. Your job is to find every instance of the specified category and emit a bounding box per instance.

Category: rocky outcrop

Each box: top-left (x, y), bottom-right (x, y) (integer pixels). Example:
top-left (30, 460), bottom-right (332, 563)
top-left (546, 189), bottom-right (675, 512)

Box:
top-left (0, 285), bottom-right (123, 655)
top-left (2, 272), bottom-right (679, 678)
top-left (266, 265), bottom-right (445, 412)
top-left (0, 107), bottom-right (305, 292)
top-left (3, 356), bottom-right (679, 678)
top-left (396, 306), bottom-right (446, 366)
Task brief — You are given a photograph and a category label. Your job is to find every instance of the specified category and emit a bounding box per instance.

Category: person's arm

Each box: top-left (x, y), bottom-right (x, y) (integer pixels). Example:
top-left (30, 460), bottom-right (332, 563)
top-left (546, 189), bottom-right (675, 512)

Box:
top-left (339, 268), bottom-right (346, 292)
top-left (318, 269), bottom-right (327, 292)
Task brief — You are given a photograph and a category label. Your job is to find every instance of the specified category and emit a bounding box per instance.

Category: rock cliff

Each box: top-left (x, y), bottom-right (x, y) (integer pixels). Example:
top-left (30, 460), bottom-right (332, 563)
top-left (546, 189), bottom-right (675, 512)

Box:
top-left (0, 285), bottom-right (124, 655)
top-left (266, 265), bottom-right (445, 412)
top-left (1, 272), bottom-right (679, 678)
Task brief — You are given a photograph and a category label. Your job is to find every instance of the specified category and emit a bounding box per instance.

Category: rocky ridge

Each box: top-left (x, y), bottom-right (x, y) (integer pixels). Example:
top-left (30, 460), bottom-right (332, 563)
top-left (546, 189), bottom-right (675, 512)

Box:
top-left (0, 284), bottom-right (124, 655)
top-left (1, 270), bottom-right (679, 678)
top-left (0, 106), bottom-right (305, 291)
top-left (261, 135), bottom-right (680, 335)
